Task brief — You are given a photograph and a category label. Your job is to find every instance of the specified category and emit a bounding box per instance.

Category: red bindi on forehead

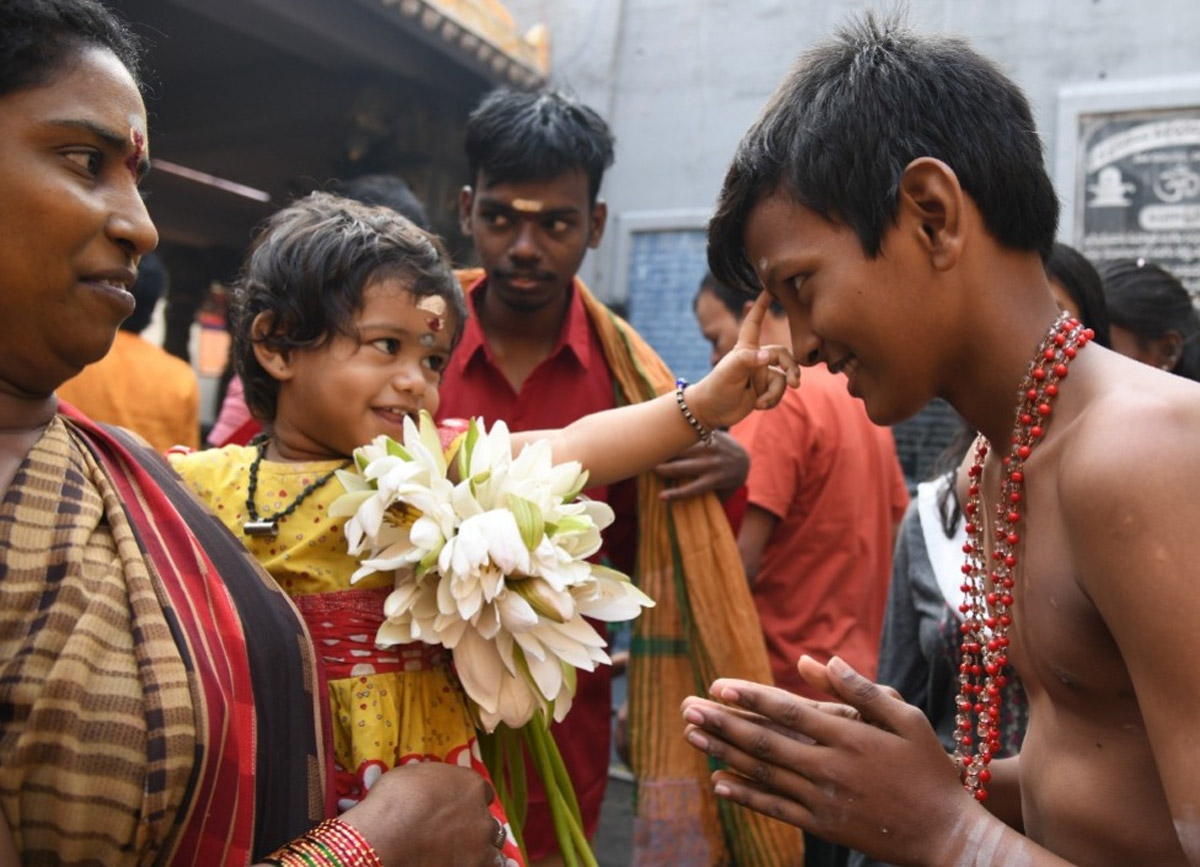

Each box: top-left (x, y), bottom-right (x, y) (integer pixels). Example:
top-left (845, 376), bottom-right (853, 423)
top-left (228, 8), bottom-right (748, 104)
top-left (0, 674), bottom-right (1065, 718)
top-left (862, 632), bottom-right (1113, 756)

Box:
top-left (125, 127), bottom-right (144, 179)
top-left (416, 296), bottom-right (448, 338)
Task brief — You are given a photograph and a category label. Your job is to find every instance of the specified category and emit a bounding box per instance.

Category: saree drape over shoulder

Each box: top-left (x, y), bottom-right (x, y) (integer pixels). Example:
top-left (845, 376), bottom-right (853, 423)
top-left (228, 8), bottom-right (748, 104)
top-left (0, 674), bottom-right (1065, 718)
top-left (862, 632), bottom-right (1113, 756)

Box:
top-left (0, 408), bottom-right (327, 866)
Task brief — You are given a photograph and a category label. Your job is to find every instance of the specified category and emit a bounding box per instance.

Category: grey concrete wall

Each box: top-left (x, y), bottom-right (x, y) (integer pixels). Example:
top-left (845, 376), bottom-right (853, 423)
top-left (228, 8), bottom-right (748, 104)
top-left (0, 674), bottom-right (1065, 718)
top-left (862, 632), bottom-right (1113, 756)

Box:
top-left (503, 0), bottom-right (1200, 300)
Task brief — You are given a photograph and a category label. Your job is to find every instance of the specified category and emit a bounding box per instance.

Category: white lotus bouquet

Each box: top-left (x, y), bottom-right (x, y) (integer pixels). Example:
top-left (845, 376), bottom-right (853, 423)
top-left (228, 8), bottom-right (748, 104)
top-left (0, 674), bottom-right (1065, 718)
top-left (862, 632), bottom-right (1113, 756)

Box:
top-left (330, 410), bottom-right (654, 865)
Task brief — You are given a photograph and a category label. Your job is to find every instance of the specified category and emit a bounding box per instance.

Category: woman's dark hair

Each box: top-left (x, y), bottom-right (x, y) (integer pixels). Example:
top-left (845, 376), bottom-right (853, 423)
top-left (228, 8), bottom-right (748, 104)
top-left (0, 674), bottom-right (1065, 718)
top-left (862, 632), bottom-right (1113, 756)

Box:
top-left (1099, 258), bottom-right (1200, 382)
top-left (231, 192), bottom-right (467, 425)
top-left (1, 0), bottom-right (142, 98)
top-left (1045, 242), bottom-right (1111, 349)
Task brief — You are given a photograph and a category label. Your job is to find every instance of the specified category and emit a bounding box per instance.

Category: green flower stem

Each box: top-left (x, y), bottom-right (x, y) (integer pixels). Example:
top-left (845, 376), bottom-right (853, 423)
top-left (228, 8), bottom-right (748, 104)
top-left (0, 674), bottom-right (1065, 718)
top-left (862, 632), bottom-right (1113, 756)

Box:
top-left (524, 722), bottom-right (575, 867)
top-left (503, 725), bottom-right (529, 853)
top-left (480, 726), bottom-right (529, 862)
top-left (546, 727), bottom-right (583, 826)
top-left (524, 718), bottom-right (598, 867)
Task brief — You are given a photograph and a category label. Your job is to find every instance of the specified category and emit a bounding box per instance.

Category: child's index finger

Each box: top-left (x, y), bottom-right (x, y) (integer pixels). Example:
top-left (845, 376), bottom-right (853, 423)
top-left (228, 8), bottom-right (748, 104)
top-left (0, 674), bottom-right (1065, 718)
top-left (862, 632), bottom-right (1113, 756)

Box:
top-left (737, 290), bottom-right (772, 350)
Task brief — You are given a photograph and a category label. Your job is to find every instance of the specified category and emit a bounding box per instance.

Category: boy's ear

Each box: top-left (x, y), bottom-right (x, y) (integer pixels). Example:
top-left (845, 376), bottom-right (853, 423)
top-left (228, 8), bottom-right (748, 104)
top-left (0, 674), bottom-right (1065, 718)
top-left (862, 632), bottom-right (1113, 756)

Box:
top-left (587, 199), bottom-right (608, 249)
top-left (458, 185), bottom-right (475, 237)
top-left (250, 311), bottom-right (294, 382)
top-left (897, 157), bottom-right (964, 271)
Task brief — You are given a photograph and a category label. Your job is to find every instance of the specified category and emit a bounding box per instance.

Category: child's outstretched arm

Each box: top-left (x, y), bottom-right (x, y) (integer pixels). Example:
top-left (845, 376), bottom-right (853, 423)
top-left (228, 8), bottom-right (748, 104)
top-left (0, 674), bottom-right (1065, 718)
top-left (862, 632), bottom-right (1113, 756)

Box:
top-left (514, 291), bottom-right (798, 487)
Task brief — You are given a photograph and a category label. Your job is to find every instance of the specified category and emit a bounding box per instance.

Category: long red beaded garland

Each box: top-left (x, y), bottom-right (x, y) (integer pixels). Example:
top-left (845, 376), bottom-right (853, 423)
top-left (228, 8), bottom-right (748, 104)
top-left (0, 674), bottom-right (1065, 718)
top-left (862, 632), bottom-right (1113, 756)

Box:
top-left (953, 312), bottom-right (1093, 801)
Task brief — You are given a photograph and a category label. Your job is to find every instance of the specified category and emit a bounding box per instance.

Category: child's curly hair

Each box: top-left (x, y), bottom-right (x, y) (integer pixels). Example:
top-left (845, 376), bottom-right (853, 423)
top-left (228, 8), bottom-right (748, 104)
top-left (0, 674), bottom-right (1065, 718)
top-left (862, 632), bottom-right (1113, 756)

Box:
top-left (231, 191), bottom-right (467, 425)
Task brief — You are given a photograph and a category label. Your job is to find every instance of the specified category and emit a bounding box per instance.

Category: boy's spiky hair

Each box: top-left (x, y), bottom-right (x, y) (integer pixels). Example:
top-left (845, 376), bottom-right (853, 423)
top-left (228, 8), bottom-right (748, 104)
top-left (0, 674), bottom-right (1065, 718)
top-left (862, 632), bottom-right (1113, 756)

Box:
top-left (708, 11), bottom-right (1058, 295)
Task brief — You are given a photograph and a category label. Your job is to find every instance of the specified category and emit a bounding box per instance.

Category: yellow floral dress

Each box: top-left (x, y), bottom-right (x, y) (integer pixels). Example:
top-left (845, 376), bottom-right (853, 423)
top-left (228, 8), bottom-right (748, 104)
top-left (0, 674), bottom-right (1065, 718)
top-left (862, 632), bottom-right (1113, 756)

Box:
top-left (170, 445), bottom-right (522, 864)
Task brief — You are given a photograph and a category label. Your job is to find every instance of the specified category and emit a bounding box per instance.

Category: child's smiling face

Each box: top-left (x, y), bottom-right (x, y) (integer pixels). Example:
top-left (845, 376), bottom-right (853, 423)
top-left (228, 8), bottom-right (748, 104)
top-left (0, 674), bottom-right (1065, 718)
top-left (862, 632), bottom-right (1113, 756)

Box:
top-left (268, 276), bottom-right (458, 460)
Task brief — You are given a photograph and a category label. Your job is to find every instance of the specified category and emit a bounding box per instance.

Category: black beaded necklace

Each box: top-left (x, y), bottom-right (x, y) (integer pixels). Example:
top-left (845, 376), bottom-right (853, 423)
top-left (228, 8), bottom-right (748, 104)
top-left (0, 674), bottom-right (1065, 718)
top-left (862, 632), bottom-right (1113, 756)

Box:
top-left (243, 439), bottom-right (350, 537)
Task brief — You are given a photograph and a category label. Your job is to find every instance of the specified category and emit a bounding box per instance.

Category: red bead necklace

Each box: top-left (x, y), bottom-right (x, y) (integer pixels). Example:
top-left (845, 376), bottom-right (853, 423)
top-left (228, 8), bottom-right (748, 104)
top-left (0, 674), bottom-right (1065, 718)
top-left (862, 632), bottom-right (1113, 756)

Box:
top-left (953, 312), bottom-right (1093, 801)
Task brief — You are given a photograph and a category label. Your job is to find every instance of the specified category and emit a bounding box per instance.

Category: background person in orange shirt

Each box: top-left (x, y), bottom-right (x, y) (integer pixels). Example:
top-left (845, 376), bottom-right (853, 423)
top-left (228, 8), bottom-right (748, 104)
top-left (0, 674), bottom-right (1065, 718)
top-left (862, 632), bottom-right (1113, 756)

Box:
top-left (58, 252), bottom-right (200, 451)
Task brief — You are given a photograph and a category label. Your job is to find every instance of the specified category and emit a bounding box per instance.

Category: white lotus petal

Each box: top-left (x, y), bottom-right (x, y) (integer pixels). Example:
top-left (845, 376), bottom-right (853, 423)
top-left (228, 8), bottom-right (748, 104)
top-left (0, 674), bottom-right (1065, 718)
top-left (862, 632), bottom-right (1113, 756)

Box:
top-left (452, 628), bottom-right (504, 714)
top-left (349, 561), bottom-right (381, 584)
top-left (382, 580), bottom-right (421, 619)
top-left (479, 567), bottom-right (505, 603)
top-left (328, 483), bottom-right (371, 517)
top-left (375, 618), bottom-right (419, 648)
top-left (494, 589), bottom-right (537, 633)
top-left (433, 616), bottom-right (467, 649)
top-left (526, 651), bottom-right (563, 702)
top-left (479, 512), bottom-right (532, 574)
top-left (473, 601), bottom-right (501, 640)
top-left (489, 673), bottom-right (540, 731)
top-left (494, 629), bottom-right (519, 675)
top-left (511, 628), bottom-right (547, 662)
top-left (545, 459), bottom-right (587, 497)
top-left (408, 516), bottom-right (444, 552)
top-left (529, 621), bottom-right (600, 671)
top-left (354, 492), bottom-right (387, 540)
top-left (549, 615), bottom-right (609, 648)
top-left (436, 570), bottom-right (458, 615)
top-left (552, 686), bottom-right (573, 723)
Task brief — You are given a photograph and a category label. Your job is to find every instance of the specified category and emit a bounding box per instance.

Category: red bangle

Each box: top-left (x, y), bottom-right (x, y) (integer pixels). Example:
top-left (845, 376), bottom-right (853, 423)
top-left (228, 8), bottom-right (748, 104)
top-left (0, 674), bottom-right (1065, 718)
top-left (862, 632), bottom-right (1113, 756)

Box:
top-left (262, 818), bottom-right (384, 867)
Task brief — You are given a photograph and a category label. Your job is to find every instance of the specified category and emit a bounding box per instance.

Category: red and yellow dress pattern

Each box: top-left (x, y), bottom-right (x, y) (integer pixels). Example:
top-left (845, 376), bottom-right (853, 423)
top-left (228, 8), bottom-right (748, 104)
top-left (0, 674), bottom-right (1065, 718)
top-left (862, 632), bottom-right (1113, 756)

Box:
top-left (170, 444), bottom-right (523, 866)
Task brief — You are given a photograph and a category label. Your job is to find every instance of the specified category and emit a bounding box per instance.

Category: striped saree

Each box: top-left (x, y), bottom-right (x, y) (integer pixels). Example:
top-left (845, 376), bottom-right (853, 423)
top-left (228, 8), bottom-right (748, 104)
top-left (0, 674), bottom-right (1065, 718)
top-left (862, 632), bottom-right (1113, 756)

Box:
top-left (0, 408), bottom-right (326, 865)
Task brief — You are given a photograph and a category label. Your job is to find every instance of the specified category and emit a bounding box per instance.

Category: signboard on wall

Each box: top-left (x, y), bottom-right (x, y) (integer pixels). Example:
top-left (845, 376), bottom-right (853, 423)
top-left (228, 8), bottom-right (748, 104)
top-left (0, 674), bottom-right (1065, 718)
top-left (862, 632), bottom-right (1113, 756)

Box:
top-left (1056, 75), bottom-right (1200, 299)
top-left (1074, 109), bottom-right (1200, 294)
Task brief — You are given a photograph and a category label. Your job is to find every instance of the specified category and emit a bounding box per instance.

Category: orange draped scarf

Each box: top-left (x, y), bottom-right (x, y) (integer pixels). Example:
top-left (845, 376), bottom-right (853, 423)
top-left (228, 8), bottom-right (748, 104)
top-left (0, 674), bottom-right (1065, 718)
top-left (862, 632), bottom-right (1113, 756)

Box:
top-left (576, 283), bottom-right (803, 866)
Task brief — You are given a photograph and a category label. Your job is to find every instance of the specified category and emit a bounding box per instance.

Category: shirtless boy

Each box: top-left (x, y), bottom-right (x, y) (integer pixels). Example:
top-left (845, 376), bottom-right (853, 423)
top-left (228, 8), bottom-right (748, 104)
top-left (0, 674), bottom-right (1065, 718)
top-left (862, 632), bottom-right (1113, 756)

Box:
top-left (680, 13), bottom-right (1200, 867)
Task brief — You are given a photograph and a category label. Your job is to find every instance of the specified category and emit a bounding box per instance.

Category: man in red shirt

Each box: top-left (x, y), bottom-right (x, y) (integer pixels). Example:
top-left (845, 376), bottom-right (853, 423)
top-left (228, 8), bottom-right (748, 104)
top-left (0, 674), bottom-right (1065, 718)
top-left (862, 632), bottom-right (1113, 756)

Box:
top-left (439, 89), bottom-right (796, 867)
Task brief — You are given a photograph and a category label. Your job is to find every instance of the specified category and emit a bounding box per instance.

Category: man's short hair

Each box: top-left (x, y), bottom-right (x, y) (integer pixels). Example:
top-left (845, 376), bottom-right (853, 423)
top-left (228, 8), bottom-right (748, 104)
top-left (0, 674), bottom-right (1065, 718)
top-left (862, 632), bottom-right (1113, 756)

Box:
top-left (708, 11), bottom-right (1058, 294)
top-left (464, 88), bottom-right (615, 204)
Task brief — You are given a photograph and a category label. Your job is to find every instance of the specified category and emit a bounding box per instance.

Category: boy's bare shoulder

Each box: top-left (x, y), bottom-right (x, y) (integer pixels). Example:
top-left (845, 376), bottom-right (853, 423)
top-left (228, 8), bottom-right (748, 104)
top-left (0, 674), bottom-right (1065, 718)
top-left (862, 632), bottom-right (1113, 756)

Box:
top-left (1057, 351), bottom-right (1200, 578)
top-left (1061, 355), bottom-right (1200, 488)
